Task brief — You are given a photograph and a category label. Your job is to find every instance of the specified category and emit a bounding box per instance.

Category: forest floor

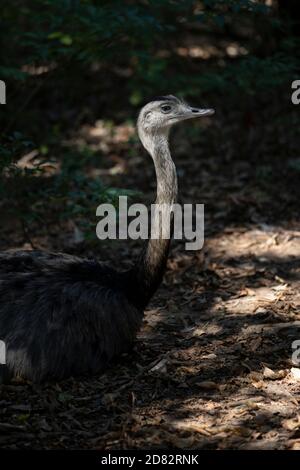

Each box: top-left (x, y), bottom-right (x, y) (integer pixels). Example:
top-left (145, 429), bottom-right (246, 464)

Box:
top-left (0, 100), bottom-right (300, 450)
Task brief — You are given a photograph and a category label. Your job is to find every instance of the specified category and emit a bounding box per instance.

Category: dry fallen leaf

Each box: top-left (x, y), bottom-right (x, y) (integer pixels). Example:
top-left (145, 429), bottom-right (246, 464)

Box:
top-left (195, 380), bottom-right (219, 390)
top-left (263, 367), bottom-right (286, 380)
top-left (170, 419), bottom-right (212, 436)
top-left (263, 367), bottom-right (276, 379)
top-left (149, 358), bottom-right (168, 374)
top-left (288, 440), bottom-right (300, 450)
top-left (282, 416), bottom-right (300, 431)
top-left (290, 368), bottom-right (300, 381)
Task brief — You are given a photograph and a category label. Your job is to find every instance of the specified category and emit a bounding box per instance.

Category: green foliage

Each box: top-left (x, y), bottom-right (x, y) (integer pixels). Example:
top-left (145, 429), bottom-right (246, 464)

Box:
top-left (0, 133), bottom-right (32, 173)
top-left (1, 0), bottom-right (293, 93)
top-left (0, 0), bottom-right (299, 244)
top-left (0, 139), bottom-right (135, 242)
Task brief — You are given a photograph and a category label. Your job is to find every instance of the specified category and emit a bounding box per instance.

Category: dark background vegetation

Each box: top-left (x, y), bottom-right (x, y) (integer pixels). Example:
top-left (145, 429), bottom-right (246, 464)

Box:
top-left (0, 0), bottom-right (299, 251)
top-left (0, 0), bottom-right (300, 450)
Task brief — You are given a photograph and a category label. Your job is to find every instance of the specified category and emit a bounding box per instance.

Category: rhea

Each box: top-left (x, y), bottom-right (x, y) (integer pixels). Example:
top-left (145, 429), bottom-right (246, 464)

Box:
top-left (0, 96), bottom-right (214, 382)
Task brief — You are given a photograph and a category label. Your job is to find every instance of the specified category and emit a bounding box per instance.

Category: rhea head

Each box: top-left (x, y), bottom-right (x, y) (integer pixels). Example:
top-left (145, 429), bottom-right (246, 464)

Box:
top-left (137, 95), bottom-right (214, 154)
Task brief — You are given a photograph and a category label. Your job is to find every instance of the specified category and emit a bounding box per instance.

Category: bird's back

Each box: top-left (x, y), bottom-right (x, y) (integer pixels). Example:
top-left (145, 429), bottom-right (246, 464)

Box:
top-left (0, 251), bottom-right (142, 382)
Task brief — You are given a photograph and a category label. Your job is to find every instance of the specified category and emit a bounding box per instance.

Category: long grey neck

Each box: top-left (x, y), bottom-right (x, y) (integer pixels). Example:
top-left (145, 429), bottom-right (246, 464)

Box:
top-left (133, 131), bottom-right (178, 308)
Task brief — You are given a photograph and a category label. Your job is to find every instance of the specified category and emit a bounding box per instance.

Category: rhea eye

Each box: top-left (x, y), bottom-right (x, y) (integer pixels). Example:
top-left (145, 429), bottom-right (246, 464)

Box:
top-left (160, 104), bottom-right (172, 113)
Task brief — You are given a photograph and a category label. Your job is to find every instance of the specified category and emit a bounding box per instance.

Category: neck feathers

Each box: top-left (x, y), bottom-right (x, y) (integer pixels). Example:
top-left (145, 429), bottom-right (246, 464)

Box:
top-left (133, 130), bottom-right (178, 308)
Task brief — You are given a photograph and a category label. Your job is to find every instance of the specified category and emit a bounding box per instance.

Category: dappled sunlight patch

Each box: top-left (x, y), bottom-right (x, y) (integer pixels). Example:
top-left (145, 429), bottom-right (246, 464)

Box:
top-left (146, 374), bottom-right (299, 448)
top-left (210, 227), bottom-right (300, 260)
top-left (140, 304), bottom-right (189, 338)
top-left (176, 44), bottom-right (221, 60)
top-left (78, 120), bottom-right (135, 152)
top-left (176, 37), bottom-right (249, 60)
top-left (182, 323), bottom-right (223, 339)
top-left (14, 149), bottom-right (61, 176)
top-left (21, 63), bottom-right (57, 75)
top-left (63, 119), bottom-right (137, 176)
top-left (223, 284), bottom-right (289, 315)
top-left (226, 43), bottom-right (248, 58)
top-left (176, 42), bottom-right (248, 60)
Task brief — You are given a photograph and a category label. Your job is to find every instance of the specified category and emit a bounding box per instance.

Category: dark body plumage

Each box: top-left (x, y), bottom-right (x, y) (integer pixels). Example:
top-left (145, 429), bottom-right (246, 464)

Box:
top-left (0, 251), bottom-right (142, 382)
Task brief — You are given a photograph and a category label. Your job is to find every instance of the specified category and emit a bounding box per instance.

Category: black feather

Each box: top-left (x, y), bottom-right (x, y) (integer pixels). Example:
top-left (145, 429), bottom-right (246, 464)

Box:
top-left (0, 251), bottom-right (142, 382)
top-left (148, 95), bottom-right (180, 104)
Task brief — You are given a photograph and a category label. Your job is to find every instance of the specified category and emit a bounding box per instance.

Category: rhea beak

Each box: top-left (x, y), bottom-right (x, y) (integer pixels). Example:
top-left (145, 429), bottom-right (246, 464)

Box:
top-left (189, 107), bottom-right (215, 117)
top-left (169, 107), bottom-right (215, 124)
top-left (171, 107), bottom-right (215, 123)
